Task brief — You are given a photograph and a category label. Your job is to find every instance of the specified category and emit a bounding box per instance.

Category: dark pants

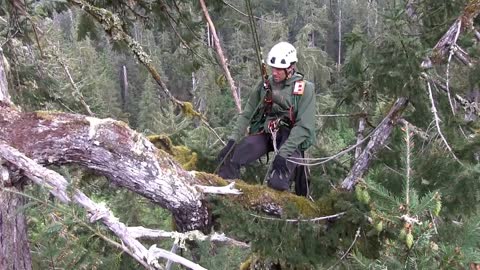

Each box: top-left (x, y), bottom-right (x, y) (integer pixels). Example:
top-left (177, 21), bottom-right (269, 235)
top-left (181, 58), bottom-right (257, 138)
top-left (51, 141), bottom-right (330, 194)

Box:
top-left (218, 128), bottom-right (302, 191)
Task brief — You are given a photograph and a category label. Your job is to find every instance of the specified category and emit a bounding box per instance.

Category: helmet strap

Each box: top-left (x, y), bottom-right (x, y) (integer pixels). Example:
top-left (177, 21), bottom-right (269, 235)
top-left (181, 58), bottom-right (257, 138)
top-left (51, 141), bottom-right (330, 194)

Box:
top-left (285, 65), bottom-right (295, 80)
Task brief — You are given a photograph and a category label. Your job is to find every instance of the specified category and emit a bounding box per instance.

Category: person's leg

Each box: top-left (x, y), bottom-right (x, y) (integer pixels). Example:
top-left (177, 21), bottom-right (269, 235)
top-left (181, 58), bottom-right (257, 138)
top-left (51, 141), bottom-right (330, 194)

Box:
top-left (293, 151), bottom-right (310, 196)
top-left (218, 133), bottom-right (270, 179)
top-left (267, 128), bottom-right (302, 191)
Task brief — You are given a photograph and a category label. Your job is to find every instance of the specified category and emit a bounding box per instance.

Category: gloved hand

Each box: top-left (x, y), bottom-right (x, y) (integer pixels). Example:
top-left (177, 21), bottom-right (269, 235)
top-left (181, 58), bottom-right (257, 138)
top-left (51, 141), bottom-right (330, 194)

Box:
top-left (217, 139), bottom-right (236, 162)
top-left (271, 154), bottom-right (289, 179)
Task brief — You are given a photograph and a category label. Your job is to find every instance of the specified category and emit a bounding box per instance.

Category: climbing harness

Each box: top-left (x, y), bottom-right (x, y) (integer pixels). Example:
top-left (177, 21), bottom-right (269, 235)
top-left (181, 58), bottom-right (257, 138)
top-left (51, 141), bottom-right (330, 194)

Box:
top-left (268, 119), bottom-right (281, 153)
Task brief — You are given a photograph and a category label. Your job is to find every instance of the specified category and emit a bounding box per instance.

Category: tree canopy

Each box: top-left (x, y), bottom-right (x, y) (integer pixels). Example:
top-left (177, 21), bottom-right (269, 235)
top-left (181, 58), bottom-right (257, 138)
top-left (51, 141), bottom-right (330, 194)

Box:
top-left (1, 0), bottom-right (480, 269)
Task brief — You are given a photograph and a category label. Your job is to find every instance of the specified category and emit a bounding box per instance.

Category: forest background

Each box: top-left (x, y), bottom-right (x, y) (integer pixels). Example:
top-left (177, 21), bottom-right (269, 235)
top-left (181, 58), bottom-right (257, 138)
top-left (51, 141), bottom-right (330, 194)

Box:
top-left (1, 0), bottom-right (480, 269)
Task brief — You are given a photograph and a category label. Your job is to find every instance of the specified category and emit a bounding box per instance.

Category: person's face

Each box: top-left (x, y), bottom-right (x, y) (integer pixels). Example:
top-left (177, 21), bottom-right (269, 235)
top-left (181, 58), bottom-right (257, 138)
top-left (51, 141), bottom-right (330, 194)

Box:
top-left (271, 67), bottom-right (287, 83)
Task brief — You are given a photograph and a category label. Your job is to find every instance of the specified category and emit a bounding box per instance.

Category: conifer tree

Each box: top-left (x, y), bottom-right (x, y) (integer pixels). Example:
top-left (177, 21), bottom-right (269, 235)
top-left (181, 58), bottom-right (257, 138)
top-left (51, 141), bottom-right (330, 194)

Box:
top-left (2, 0), bottom-right (480, 269)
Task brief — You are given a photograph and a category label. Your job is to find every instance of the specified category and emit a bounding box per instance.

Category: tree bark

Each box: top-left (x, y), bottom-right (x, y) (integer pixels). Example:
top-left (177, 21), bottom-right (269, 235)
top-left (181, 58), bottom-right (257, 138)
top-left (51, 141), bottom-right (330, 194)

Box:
top-left (341, 97), bottom-right (409, 190)
top-left (0, 51), bottom-right (11, 105)
top-left (354, 116), bottom-right (366, 160)
top-left (0, 181), bottom-right (33, 270)
top-left (0, 102), bottom-right (210, 231)
top-left (0, 49), bottom-right (32, 270)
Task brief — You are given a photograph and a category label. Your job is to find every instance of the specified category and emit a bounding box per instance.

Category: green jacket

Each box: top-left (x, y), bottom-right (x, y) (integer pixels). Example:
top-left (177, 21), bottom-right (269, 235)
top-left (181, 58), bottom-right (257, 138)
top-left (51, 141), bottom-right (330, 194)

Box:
top-left (229, 73), bottom-right (316, 157)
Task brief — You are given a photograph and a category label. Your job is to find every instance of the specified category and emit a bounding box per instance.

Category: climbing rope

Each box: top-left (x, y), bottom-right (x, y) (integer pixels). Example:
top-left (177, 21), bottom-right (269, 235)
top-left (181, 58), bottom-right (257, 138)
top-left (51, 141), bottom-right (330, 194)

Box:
top-left (245, 0), bottom-right (264, 75)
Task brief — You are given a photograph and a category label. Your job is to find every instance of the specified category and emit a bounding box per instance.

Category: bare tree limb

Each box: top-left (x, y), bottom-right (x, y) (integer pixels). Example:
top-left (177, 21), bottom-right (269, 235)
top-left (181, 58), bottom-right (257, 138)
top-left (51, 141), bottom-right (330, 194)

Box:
top-left (326, 227), bottom-right (361, 270)
top-left (474, 29), bottom-right (480, 41)
top-left (425, 81), bottom-right (462, 163)
top-left (421, 73), bottom-right (480, 122)
top-left (199, 0), bottom-right (242, 113)
top-left (128, 227), bottom-right (249, 249)
top-left (0, 103), bottom-right (209, 231)
top-left (355, 116), bottom-right (366, 160)
top-left (452, 45), bottom-right (472, 66)
top-left (422, 0), bottom-right (480, 67)
top-left (341, 97), bottom-right (409, 190)
top-left (249, 212), bottom-right (346, 223)
top-left (446, 38), bottom-right (459, 115)
top-left (194, 182), bottom-right (242, 194)
top-left (0, 141), bottom-right (207, 270)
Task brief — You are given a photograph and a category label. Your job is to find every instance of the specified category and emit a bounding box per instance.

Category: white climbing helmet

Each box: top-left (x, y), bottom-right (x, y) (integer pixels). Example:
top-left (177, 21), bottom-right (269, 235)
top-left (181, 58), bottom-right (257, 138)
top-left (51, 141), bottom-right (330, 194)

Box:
top-left (266, 42), bottom-right (298, 69)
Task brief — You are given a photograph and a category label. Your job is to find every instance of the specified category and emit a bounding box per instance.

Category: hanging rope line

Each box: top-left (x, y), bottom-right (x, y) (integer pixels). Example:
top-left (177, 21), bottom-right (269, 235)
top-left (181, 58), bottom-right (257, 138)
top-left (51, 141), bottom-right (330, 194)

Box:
top-left (245, 0), bottom-right (264, 74)
top-left (286, 125), bottom-right (378, 167)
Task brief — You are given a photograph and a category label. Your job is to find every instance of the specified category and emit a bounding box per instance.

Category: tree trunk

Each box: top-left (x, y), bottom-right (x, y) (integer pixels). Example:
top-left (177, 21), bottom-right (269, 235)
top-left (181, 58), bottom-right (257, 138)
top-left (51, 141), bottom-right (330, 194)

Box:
top-left (0, 181), bottom-right (32, 270)
top-left (121, 65), bottom-right (128, 110)
top-left (337, 6), bottom-right (342, 71)
top-left (0, 52), bottom-right (11, 105)
top-left (0, 49), bottom-right (32, 270)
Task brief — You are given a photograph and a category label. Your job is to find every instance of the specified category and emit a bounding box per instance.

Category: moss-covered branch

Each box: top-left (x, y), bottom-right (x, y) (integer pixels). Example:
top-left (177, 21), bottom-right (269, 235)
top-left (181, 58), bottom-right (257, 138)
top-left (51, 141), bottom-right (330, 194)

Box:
top-left (0, 103), bottom-right (342, 232)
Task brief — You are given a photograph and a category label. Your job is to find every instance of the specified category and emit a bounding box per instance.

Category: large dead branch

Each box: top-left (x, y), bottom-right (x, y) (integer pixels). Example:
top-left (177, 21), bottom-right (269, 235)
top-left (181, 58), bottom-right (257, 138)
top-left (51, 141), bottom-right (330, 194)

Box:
top-left (341, 97), bottom-right (409, 190)
top-left (421, 73), bottom-right (480, 119)
top-left (0, 141), bottom-right (208, 270)
top-left (0, 103), bottom-right (209, 231)
top-left (0, 102), bottom-right (325, 225)
top-left (199, 0), bottom-right (242, 113)
top-left (422, 0), bottom-right (480, 68)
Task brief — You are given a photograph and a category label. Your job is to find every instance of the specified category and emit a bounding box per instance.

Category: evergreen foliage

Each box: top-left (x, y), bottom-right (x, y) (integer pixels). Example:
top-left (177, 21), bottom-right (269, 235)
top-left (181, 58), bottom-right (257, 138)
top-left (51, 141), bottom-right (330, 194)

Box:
top-left (2, 0), bottom-right (480, 269)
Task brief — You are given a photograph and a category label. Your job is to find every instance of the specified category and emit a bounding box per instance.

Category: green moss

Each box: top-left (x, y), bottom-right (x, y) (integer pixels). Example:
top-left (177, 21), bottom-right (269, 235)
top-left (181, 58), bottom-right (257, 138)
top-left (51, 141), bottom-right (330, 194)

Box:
top-left (194, 172), bottom-right (321, 218)
top-left (181, 102), bottom-right (201, 117)
top-left (193, 171), bottom-right (229, 186)
top-left (148, 134), bottom-right (198, 169)
top-left (286, 196), bottom-right (320, 217)
top-left (35, 111), bottom-right (57, 121)
top-left (172, 145), bottom-right (198, 170)
top-left (239, 256), bottom-right (252, 270)
top-left (148, 135), bottom-right (174, 155)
